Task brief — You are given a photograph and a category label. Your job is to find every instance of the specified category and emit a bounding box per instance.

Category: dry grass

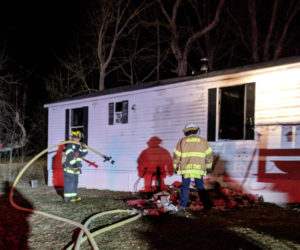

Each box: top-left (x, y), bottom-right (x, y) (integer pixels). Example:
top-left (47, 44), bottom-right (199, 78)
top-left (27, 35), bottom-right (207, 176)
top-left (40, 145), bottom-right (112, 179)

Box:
top-left (1, 160), bottom-right (300, 249)
top-left (0, 156), bottom-right (47, 184)
top-left (1, 179), bottom-right (300, 250)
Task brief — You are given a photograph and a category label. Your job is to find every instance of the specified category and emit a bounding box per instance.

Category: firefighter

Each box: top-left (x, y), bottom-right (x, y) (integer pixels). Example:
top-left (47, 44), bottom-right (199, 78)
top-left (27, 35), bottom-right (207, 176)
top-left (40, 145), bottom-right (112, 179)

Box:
top-left (173, 123), bottom-right (214, 211)
top-left (63, 130), bottom-right (88, 202)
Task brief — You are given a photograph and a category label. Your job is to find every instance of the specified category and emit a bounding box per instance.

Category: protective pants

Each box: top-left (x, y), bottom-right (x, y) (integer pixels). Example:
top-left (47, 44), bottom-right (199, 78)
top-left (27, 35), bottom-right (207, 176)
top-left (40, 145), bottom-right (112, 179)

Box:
top-left (180, 176), bottom-right (213, 210)
top-left (63, 171), bottom-right (79, 201)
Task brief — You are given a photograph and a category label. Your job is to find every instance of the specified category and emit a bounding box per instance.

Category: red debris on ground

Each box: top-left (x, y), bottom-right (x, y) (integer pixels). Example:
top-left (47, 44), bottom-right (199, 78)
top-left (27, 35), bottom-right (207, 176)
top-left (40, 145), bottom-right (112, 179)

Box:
top-left (171, 181), bottom-right (182, 187)
top-left (126, 200), bottom-right (149, 206)
top-left (127, 179), bottom-right (259, 215)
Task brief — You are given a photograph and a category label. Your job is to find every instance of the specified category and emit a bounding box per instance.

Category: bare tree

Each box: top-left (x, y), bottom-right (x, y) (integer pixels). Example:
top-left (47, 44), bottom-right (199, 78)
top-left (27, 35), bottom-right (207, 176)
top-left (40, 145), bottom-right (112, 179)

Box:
top-left (0, 76), bottom-right (27, 153)
top-left (115, 6), bottom-right (172, 85)
top-left (227, 0), bottom-right (300, 63)
top-left (157, 0), bottom-right (225, 76)
top-left (272, 0), bottom-right (300, 60)
top-left (186, 0), bottom-right (234, 71)
top-left (87, 0), bottom-right (154, 90)
top-left (117, 32), bottom-right (159, 85)
top-left (45, 37), bottom-right (99, 102)
top-left (0, 53), bottom-right (28, 181)
top-left (49, 0), bottom-right (154, 92)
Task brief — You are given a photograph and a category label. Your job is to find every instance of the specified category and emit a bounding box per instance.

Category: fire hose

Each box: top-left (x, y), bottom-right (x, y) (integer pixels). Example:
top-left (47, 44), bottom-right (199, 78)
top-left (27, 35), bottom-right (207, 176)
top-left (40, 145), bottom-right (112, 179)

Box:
top-left (9, 140), bottom-right (141, 250)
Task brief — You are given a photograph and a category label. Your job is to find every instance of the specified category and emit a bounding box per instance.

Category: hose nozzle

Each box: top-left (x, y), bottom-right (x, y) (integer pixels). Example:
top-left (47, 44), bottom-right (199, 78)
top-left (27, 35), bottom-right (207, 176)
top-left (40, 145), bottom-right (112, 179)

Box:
top-left (103, 156), bottom-right (115, 164)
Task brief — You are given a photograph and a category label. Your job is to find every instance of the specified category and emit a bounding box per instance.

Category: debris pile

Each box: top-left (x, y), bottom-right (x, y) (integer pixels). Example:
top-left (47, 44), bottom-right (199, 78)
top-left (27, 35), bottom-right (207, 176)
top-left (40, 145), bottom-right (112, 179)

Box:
top-left (126, 180), bottom-right (259, 215)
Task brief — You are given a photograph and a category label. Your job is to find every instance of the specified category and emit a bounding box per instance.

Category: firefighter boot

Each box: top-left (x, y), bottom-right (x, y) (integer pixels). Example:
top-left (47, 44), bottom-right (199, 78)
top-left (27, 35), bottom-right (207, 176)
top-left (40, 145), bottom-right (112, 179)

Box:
top-left (70, 196), bottom-right (82, 202)
top-left (198, 190), bottom-right (213, 212)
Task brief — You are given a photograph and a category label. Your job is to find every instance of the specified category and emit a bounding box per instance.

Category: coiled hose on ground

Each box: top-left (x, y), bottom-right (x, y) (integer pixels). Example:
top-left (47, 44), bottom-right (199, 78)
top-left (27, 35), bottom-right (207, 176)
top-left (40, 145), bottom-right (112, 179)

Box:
top-left (9, 140), bottom-right (141, 250)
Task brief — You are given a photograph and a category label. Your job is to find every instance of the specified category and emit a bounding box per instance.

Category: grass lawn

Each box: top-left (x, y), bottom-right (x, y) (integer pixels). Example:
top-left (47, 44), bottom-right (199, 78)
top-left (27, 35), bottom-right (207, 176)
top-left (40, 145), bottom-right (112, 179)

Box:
top-left (1, 179), bottom-right (300, 250)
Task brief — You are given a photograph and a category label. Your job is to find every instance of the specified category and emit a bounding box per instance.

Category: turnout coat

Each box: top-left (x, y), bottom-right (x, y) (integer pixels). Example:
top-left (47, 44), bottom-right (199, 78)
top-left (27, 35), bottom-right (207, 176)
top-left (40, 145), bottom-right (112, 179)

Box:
top-left (173, 134), bottom-right (213, 179)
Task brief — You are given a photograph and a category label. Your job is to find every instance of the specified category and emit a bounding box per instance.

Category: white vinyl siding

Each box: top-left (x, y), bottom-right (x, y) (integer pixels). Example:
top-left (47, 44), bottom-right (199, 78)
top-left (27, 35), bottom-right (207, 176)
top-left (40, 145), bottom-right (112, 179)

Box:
top-left (45, 61), bottom-right (300, 203)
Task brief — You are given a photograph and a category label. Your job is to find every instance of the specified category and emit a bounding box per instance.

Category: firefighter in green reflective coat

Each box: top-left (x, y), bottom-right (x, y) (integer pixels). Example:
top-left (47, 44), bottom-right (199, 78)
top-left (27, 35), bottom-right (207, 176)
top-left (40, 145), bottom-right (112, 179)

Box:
top-left (63, 130), bottom-right (88, 202)
top-left (173, 123), bottom-right (214, 211)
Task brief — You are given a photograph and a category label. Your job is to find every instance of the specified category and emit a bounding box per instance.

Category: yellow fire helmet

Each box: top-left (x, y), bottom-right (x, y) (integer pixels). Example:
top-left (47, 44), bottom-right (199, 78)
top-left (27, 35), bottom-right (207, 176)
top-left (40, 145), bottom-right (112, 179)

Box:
top-left (183, 123), bottom-right (199, 134)
top-left (71, 130), bottom-right (84, 139)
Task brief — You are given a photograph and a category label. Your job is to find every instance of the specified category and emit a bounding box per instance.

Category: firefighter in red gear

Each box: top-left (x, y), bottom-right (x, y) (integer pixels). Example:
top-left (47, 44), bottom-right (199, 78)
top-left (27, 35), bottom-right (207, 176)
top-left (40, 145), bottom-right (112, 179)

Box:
top-left (173, 123), bottom-right (214, 211)
top-left (137, 137), bottom-right (173, 192)
top-left (63, 130), bottom-right (88, 202)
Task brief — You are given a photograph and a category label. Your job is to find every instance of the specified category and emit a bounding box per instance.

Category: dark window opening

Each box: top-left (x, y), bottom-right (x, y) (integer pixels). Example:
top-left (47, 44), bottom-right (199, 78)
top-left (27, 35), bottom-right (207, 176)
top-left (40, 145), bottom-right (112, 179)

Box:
top-left (71, 108), bottom-right (84, 127)
top-left (207, 82), bottom-right (255, 141)
top-left (66, 107), bottom-right (88, 144)
top-left (219, 85), bottom-right (245, 140)
top-left (115, 102), bottom-right (123, 112)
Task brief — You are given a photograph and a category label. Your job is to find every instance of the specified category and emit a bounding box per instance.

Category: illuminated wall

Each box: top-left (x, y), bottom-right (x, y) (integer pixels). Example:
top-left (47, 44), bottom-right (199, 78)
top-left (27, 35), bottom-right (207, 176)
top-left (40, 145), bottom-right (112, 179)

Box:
top-left (45, 59), bottom-right (300, 203)
top-left (209, 64), bottom-right (300, 203)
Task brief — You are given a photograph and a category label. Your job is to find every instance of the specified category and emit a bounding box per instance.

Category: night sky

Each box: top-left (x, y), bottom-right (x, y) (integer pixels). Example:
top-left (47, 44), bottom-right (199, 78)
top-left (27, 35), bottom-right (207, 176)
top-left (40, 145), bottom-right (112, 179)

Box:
top-left (0, 0), bottom-right (86, 74)
top-left (1, 1), bottom-right (299, 93)
top-left (0, 1), bottom-right (299, 151)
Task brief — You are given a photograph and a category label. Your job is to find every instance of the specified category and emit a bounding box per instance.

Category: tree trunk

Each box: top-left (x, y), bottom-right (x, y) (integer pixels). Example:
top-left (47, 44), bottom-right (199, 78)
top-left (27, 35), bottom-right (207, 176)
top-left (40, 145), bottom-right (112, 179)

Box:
top-left (99, 69), bottom-right (105, 91)
top-left (263, 0), bottom-right (279, 61)
top-left (248, 0), bottom-right (259, 63)
top-left (176, 58), bottom-right (188, 76)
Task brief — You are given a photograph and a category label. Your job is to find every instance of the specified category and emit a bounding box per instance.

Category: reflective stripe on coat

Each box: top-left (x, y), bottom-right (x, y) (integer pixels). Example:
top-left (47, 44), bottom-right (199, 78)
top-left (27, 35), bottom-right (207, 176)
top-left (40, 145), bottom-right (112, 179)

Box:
top-left (173, 134), bottom-right (213, 178)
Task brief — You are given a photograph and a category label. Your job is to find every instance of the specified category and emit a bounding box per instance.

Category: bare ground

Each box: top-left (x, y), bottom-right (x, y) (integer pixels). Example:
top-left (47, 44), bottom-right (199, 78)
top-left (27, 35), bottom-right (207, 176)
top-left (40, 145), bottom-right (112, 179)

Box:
top-left (1, 159), bottom-right (300, 250)
top-left (1, 178), bottom-right (300, 250)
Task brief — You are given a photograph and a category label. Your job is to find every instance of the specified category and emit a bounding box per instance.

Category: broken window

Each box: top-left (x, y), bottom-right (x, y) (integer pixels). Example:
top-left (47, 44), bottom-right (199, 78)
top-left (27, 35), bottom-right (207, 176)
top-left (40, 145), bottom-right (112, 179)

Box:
top-left (71, 108), bottom-right (84, 128)
top-left (207, 83), bottom-right (255, 141)
top-left (108, 100), bottom-right (128, 125)
top-left (65, 106), bottom-right (88, 144)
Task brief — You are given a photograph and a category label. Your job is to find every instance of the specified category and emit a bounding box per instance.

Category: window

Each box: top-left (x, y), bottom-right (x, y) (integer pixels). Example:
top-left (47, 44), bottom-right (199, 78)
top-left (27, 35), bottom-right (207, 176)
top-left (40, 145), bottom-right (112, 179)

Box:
top-left (65, 106), bottom-right (88, 143)
top-left (108, 100), bottom-right (128, 125)
top-left (71, 108), bottom-right (84, 129)
top-left (207, 83), bottom-right (255, 141)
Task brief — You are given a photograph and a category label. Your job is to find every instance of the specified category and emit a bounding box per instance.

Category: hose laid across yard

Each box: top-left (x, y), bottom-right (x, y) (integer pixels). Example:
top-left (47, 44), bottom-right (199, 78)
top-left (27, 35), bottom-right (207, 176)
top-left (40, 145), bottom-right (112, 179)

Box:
top-left (72, 209), bottom-right (142, 250)
top-left (9, 140), bottom-right (141, 250)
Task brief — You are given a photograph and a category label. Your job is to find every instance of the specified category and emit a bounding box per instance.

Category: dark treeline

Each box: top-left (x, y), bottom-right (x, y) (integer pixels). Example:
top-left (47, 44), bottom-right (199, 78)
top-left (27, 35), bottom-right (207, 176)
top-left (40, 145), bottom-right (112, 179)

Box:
top-left (46, 0), bottom-right (300, 96)
top-left (0, 0), bottom-right (299, 153)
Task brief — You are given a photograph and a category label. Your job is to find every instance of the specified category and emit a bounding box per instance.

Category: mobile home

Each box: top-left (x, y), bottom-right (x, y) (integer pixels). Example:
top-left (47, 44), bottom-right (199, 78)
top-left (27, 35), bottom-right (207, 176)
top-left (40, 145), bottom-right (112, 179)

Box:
top-left (44, 57), bottom-right (300, 203)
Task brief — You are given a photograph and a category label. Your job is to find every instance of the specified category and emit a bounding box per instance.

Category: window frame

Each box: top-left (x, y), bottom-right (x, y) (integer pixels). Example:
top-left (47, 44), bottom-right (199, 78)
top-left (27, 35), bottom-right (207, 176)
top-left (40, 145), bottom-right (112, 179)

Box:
top-left (65, 106), bottom-right (88, 144)
top-left (207, 82), bottom-right (255, 141)
top-left (108, 100), bottom-right (129, 125)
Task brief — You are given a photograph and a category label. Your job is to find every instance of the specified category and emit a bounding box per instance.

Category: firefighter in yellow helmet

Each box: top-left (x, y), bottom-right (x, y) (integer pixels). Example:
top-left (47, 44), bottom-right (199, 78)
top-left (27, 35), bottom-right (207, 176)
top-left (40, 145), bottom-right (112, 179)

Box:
top-left (63, 130), bottom-right (88, 202)
top-left (173, 123), bottom-right (214, 211)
